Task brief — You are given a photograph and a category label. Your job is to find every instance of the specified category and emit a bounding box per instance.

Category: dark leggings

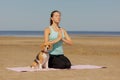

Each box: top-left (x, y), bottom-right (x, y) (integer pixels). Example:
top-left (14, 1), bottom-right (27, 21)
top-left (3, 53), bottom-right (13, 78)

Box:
top-left (48, 55), bottom-right (71, 69)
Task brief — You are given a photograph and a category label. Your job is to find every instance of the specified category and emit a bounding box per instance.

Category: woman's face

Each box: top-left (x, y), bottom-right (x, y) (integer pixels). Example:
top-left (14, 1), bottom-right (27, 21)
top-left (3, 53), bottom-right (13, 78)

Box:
top-left (51, 12), bottom-right (61, 24)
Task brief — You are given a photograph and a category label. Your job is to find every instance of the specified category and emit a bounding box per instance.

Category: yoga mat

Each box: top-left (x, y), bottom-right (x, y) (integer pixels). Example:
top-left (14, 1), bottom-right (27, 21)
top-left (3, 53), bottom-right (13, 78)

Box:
top-left (7, 65), bottom-right (106, 72)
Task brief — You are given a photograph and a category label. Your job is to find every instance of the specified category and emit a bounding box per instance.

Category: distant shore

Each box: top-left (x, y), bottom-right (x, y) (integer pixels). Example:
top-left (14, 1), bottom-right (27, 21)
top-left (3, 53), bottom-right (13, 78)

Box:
top-left (0, 35), bottom-right (120, 55)
top-left (0, 31), bottom-right (120, 37)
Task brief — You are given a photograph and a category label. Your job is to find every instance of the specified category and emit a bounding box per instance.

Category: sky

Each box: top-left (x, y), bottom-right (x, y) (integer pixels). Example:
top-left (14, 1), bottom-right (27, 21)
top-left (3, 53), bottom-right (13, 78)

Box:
top-left (0, 0), bottom-right (120, 31)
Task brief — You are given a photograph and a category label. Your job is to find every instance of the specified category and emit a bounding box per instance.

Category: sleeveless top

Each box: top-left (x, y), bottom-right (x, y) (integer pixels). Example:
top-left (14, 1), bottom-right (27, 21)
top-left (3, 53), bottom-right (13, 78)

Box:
top-left (49, 26), bottom-right (65, 55)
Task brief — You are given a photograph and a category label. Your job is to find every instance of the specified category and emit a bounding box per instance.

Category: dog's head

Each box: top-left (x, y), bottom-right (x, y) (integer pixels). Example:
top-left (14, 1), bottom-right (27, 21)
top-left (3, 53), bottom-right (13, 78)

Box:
top-left (40, 42), bottom-right (52, 52)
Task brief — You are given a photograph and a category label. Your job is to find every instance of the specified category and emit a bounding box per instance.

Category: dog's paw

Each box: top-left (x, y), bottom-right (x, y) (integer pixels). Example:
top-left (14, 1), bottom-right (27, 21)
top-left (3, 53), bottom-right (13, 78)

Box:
top-left (30, 66), bottom-right (35, 69)
top-left (31, 67), bottom-right (35, 69)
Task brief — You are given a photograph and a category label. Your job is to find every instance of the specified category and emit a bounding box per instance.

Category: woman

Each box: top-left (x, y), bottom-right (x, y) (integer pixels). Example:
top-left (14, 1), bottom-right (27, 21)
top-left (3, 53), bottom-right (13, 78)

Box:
top-left (44, 10), bottom-right (73, 69)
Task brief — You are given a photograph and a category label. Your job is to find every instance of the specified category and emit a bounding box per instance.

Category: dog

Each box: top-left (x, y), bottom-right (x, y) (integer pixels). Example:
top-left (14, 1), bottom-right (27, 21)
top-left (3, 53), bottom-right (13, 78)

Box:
top-left (30, 42), bottom-right (52, 70)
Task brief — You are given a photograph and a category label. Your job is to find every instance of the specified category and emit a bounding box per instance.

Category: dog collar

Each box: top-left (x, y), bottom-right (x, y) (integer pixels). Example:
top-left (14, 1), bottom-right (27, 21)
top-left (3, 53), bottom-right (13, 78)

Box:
top-left (41, 50), bottom-right (48, 53)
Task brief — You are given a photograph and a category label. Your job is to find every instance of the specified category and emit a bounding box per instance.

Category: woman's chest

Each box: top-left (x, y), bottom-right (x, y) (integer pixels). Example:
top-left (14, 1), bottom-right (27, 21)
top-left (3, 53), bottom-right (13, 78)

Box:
top-left (49, 32), bottom-right (58, 40)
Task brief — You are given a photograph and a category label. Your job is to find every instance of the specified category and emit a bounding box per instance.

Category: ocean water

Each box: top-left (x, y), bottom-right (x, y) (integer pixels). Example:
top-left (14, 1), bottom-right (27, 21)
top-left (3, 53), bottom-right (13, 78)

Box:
top-left (0, 31), bottom-right (44, 37)
top-left (0, 31), bottom-right (120, 37)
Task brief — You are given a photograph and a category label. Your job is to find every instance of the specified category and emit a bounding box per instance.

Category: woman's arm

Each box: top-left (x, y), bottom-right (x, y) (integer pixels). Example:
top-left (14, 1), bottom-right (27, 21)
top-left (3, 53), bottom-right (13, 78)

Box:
top-left (44, 28), bottom-right (49, 43)
top-left (44, 27), bottom-right (62, 44)
top-left (62, 28), bottom-right (73, 45)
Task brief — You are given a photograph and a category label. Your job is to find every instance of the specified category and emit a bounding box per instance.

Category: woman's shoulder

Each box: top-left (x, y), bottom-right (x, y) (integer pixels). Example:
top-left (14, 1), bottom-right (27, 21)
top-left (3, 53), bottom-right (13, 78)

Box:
top-left (44, 26), bottom-right (50, 33)
top-left (60, 27), bottom-right (67, 33)
top-left (44, 26), bottom-right (51, 30)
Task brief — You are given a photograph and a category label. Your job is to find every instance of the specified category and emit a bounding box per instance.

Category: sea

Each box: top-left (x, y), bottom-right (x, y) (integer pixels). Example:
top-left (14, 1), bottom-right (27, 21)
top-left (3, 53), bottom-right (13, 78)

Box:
top-left (0, 31), bottom-right (120, 37)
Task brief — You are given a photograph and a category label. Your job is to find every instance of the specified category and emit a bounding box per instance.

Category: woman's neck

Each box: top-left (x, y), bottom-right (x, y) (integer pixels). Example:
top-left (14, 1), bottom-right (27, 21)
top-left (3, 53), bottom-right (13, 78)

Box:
top-left (51, 23), bottom-right (60, 30)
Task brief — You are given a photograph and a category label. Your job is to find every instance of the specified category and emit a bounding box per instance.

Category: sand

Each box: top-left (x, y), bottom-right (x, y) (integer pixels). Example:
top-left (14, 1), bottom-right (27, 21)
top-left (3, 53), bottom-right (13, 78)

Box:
top-left (0, 35), bottom-right (120, 80)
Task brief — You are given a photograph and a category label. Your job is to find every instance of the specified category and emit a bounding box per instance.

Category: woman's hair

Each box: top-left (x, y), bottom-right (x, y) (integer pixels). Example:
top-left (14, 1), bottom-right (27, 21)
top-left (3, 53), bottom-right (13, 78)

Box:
top-left (50, 10), bottom-right (61, 25)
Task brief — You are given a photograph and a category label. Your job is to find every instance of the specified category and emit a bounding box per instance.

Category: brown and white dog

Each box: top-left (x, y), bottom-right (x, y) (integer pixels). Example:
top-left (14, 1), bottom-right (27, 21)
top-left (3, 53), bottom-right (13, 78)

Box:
top-left (31, 43), bottom-right (52, 70)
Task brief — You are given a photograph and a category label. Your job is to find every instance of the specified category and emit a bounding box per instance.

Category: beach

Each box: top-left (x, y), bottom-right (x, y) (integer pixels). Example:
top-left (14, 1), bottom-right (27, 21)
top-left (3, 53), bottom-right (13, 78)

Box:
top-left (0, 35), bottom-right (120, 80)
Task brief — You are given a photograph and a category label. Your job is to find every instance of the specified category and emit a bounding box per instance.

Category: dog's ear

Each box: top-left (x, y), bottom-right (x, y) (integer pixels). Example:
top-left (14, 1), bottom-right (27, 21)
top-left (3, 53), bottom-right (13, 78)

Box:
top-left (40, 43), bottom-right (45, 51)
top-left (48, 43), bottom-right (52, 50)
top-left (44, 42), bottom-right (50, 45)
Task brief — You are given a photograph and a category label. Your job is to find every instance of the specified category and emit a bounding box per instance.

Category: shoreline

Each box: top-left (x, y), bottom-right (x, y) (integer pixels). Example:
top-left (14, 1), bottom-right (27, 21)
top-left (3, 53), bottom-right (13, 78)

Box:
top-left (0, 34), bottom-right (120, 38)
top-left (0, 35), bottom-right (120, 55)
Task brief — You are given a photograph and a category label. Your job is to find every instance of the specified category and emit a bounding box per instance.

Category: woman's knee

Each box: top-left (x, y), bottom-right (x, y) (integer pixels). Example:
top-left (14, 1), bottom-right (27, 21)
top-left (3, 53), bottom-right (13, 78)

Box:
top-left (65, 62), bottom-right (71, 69)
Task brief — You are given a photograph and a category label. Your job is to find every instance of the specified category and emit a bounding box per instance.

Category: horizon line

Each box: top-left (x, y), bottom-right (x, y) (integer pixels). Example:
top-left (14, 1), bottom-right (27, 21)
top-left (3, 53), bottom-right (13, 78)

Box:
top-left (0, 30), bottom-right (120, 32)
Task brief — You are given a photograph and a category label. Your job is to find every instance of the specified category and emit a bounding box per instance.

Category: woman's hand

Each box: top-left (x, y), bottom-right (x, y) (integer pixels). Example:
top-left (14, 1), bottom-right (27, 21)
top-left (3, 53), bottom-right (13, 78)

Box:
top-left (45, 28), bottom-right (63, 44)
top-left (61, 28), bottom-right (73, 45)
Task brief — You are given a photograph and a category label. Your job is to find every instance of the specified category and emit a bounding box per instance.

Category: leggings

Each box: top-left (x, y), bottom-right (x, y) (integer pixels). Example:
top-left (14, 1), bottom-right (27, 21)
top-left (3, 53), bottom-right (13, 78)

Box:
top-left (48, 55), bottom-right (71, 69)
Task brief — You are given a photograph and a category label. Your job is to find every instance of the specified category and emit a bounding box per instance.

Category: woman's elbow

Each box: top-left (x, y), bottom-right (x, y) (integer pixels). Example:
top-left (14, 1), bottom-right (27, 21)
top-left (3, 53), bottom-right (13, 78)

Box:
top-left (68, 41), bottom-right (73, 46)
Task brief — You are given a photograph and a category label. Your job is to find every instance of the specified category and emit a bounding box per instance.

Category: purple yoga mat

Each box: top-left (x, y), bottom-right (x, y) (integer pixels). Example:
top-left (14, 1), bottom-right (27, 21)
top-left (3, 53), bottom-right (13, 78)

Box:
top-left (7, 65), bottom-right (105, 72)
